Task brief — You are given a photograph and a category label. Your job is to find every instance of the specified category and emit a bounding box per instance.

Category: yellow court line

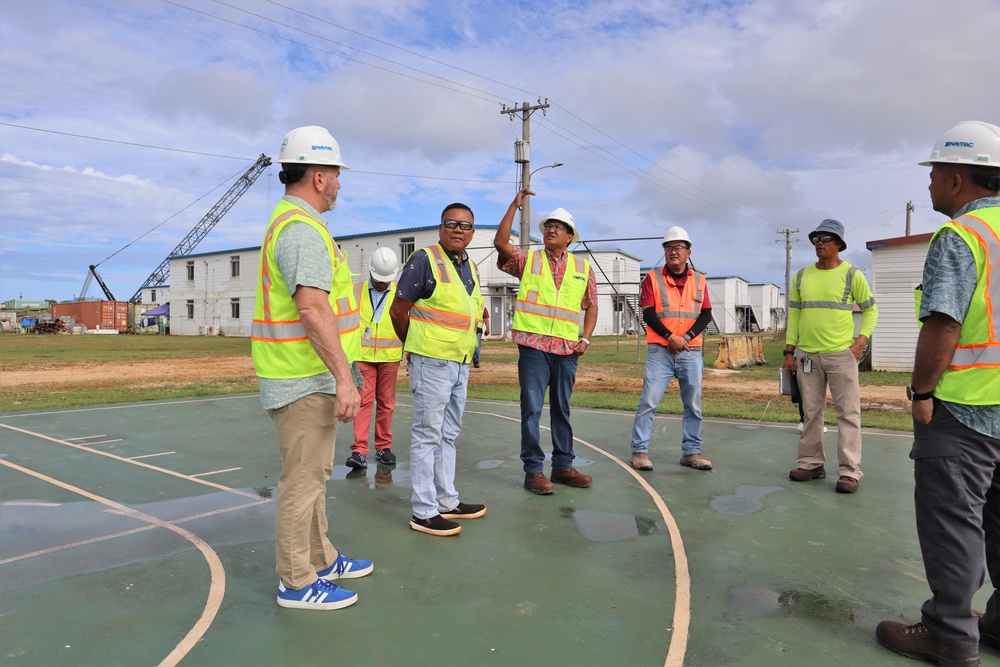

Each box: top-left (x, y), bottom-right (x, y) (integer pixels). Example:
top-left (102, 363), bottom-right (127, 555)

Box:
top-left (0, 458), bottom-right (225, 667)
top-left (0, 422), bottom-right (261, 501)
top-left (465, 409), bottom-right (689, 667)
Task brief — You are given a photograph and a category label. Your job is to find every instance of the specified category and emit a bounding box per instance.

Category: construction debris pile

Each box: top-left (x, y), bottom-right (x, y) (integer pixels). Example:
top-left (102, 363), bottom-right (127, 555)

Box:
top-left (31, 319), bottom-right (69, 334)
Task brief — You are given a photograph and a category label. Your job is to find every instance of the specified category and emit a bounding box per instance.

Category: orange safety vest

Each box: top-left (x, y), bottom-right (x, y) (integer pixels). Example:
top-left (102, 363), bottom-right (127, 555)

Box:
top-left (645, 267), bottom-right (707, 348)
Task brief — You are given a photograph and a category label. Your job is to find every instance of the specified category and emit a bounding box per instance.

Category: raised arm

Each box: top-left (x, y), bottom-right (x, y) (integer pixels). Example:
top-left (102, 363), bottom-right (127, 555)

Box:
top-left (495, 188), bottom-right (534, 264)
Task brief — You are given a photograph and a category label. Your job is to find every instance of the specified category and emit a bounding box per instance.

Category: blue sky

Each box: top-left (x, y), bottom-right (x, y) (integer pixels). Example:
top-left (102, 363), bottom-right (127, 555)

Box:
top-left (1, 0), bottom-right (998, 302)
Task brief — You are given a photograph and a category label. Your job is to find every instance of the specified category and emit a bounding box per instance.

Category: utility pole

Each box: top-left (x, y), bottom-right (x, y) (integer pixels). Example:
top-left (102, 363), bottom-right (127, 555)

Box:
top-left (776, 228), bottom-right (799, 331)
top-left (905, 200), bottom-right (915, 236)
top-left (501, 99), bottom-right (549, 247)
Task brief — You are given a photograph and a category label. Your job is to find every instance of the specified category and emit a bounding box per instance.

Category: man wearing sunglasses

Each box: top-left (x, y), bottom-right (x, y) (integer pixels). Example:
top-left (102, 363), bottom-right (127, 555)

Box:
top-left (627, 225), bottom-right (713, 473)
top-left (389, 204), bottom-right (487, 536)
top-left (783, 219), bottom-right (878, 494)
top-left (494, 188), bottom-right (598, 495)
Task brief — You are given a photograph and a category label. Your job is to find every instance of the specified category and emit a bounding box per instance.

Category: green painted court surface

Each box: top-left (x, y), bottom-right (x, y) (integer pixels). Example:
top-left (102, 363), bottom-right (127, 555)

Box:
top-left (1, 395), bottom-right (996, 666)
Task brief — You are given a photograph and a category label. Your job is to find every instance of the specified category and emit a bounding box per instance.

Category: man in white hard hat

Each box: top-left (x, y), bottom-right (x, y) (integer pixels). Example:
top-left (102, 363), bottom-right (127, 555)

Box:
top-left (251, 126), bottom-right (372, 610)
top-left (783, 219), bottom-right (878, 494)
top-left (346, 247), bottom-right (403, 471)
top-left (627, 225), bottom-right (713, 472)
top-left (389, 203), bottom-right (487, 537)
top-left (494, 188), bottom-right (598, 495)
top-left (877, 121), bottom-right (1000, 666)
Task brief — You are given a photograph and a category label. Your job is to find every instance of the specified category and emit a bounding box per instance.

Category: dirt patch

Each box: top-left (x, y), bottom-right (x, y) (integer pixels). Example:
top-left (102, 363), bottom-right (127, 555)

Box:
top-left (15, 355), bottom-right (909, 412)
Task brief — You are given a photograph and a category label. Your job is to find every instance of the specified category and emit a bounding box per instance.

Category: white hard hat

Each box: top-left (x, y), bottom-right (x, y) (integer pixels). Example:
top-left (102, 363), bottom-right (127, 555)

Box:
top-left (368, 246), bottom-right (399, 283)
top-left (278, 126), bottom-right (349, 169)
top-left (662, 226), bottom-right (692, 247)
top-left (919, 121), bottom-right (1000, 168)
top-left (539, 207), bottom-right (580, 242)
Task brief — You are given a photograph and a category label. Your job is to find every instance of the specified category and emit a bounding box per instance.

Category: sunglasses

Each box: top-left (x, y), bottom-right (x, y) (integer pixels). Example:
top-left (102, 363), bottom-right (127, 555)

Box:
top-left (442, 220), bottom-right (474, 231)
top-left (811, 235), bottom-right (837, 245)
top-left (542, 221), bottom-right (569, 233)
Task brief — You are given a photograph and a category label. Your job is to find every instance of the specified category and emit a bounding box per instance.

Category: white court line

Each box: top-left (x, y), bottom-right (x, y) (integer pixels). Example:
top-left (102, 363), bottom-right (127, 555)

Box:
top-left (0, 458), bottom-right (225, 667)
top-left (2, 501), bottom-right (62, 507)
top-left (0, 422), bottom-right (261, 501)
top-left (79, 439), bottom-right (124, 446)
top-left (64, 435), bottom-right (107, 441)
top-left (190, 467), bottom-right (241, 478)
top-left (129, 451), bottom-right (176, 460)
top-left (465, 408), bottom-right (689, 667)
top-left (0, 393), bottom-right (258, 419)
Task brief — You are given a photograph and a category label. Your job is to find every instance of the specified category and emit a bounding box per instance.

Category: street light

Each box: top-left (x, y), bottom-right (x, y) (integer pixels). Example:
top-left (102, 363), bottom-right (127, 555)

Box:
top-left (520, 162), bottom-right (564, 248)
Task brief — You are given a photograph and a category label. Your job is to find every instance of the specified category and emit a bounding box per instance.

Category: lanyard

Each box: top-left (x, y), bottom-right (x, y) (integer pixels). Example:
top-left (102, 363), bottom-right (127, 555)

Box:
top-left (370, 287), bottom-right (389, 322)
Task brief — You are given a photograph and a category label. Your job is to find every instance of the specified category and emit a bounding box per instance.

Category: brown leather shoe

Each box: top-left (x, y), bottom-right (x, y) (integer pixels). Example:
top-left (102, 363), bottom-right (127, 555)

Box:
top-left (876, 620), bottom-right (980, 665)
top-left (551, 467), bottom-right (592, 488)
top-left (524, 472), bottom-right (554, 495)
top-left (630, 452), bottom-right (653, 471)
top-left (680, 452), bottom-right (712, 470)
top-left (789, 466), bottom-right (826, 482)
top-left (974, 610), bottom-right (1000, 648)
top-left (835, 476), bottom-right (859, 494)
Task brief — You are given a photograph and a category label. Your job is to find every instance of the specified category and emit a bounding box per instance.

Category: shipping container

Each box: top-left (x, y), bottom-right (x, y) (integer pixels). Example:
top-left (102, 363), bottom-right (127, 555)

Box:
top-left (51, 300), bottom-right (129, 332)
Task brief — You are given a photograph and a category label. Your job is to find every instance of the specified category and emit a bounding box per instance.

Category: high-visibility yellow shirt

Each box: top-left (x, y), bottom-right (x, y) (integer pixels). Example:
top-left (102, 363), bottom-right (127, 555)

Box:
top-left (404, 244), bottom-right (482, 363)
top-left (354, 280), bottom-right (403, 363)
top-left (512, 250), bottom-right (589, 342)
top-left (251, 199), bottom-right (360, 378)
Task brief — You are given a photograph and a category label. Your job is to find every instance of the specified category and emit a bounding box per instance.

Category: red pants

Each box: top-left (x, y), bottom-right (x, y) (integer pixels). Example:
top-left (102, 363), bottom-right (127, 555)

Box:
top-left (352, 360), bottom-right (400, 455)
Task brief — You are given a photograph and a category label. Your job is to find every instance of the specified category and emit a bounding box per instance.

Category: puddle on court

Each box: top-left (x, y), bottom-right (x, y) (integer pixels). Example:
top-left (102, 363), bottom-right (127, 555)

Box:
top-left (335, 463), bottom-right (410, 488)
top-left (559, 507), bottom-right (661, 542)
top-left (726, 582), bottom-right (877, 626)
top-left (735, 424), bottom-right (764, 431)
top-left (710, 485), bottom-right (784, 516)
top-left (476, 460), bottom-right (505, 469)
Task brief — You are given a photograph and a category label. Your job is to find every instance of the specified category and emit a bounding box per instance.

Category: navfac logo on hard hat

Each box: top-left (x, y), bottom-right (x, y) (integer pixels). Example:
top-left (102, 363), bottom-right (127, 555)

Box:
top-left (945, 141), bottom-right (975, 148)
top-left (311, 144), bottom-right (334, 151)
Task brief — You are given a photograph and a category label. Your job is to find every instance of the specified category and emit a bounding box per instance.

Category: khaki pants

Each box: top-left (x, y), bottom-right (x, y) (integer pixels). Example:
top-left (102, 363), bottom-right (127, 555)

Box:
top-left (269, 393), bottom-right (340, 590)
top-left (796, 348), bottom-right (863, 479)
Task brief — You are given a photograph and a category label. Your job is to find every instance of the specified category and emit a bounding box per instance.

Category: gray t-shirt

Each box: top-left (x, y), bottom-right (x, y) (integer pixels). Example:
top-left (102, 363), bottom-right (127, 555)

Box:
top-left (919, 195), bottom-right (1000, 438)
top-left (258, 196), bottom-right (338, 411)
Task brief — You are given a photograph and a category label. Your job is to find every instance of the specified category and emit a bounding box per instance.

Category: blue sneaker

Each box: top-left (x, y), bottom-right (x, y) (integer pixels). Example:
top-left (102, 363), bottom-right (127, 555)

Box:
top-left (317, 553), bottom-right (374, 580)
top-left (276, 578), bottom-right (357, 610)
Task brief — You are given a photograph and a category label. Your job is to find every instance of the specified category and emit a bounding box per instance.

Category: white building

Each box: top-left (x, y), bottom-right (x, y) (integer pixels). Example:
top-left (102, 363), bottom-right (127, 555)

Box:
top-left (705, 276), bottom-right (759, 333)
top-left (165, 226), bottom-right (643, 338)
top-left (137, 286), bottom-right (169, 305)
top-left (748, 282), bottom-right (784, 331)
top-left (865, 232), bottom-right (932, 372)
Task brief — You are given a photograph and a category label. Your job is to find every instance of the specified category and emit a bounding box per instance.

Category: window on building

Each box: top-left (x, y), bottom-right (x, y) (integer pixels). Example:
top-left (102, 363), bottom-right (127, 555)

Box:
top-left (186, 261), bottom-right (195, 281)
top-left (231, 298), bottom-right (240, 319)
top-left (186, 300), bottom-right (194, 318)
top-left (231, 255), bottom-right (240, 277)
top-left (400, 236), bottom-right (415, 261)
top-left (150, 289), bottom-right (156, 302)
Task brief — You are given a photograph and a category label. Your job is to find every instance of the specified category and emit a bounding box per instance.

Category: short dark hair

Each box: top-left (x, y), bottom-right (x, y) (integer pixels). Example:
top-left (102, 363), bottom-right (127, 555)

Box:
top-left (278, 164), bottom-right (308, 185)
top-left (968, 165), bottom-right (1000, 192)
top-left (441, 202), bottom-right (473, 222)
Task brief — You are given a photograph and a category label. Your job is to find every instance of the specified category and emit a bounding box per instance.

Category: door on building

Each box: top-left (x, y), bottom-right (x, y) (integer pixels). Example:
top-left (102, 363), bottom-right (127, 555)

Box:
top-left (490, 296), bottom-right (504, 338)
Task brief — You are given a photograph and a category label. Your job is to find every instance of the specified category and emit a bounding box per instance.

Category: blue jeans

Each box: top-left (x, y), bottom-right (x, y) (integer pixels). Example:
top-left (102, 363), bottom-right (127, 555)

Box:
top-left (473, 330), bottom-right (483, 364)
top-left (408, 353), bottom-right (468, 519)
top-left (518, 344), bottom-right (579, 472)
top-left (630, 344), bottom-right (704, 455)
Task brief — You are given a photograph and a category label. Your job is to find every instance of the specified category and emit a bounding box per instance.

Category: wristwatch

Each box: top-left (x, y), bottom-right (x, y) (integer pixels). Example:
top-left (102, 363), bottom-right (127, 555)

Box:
top-left (906, 385), bottom-right (934, 401)
top-left (782, 350), bottom-right (794, 356)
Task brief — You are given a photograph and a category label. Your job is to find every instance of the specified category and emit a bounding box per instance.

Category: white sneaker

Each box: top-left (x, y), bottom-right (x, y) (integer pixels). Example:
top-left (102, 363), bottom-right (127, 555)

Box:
top-left (797, 423), bottom-right (829, 433)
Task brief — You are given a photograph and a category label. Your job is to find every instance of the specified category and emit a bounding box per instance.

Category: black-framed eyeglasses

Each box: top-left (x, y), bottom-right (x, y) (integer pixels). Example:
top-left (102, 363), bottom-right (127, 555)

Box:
top-left (811, 235), bottom-right (836, 245)
top-left (542, 221), bottom-right (569, 232)
top-left (442, 220), bottom-right (474, 231)
top-left (663, 244), bottom-right (689, 253)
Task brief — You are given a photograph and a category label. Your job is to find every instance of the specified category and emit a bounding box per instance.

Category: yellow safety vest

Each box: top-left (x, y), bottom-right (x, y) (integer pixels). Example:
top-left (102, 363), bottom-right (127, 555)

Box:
top-left (251, 199), bottom-right (361, 379)
top-left (931, 208), bottom-right (1000, 405)
top-left (354, 280), bottom-right (403, 363)
top-left (513, 250), bottom-right (589, 342)
top-left (404, 244), bottom-right (482, 363)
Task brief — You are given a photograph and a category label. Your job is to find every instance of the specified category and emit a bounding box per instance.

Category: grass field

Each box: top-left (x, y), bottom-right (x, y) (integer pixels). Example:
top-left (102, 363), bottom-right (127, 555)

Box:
top-left (0, 333), bottom-right (912, 430)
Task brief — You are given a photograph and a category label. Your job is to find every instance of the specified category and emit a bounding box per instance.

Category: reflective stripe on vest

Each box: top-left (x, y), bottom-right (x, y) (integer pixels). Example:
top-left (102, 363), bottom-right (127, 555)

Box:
top-left (251, 200), bottom-right (360, 378)
top-left (354, 280), bottom-right (403, 363)
top-left (646, 268), bottom-right (706, 348)
top-left (404, 244), bottom-right (482, 363)
top-left (932, 209), bottom-right (1000, 405)
top-left (512, 250), bottom-right (589, 341)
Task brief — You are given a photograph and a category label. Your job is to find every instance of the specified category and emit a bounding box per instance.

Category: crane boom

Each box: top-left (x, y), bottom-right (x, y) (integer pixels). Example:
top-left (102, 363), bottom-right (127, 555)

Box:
top-left (128, 153), bottom-right (272, 303)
